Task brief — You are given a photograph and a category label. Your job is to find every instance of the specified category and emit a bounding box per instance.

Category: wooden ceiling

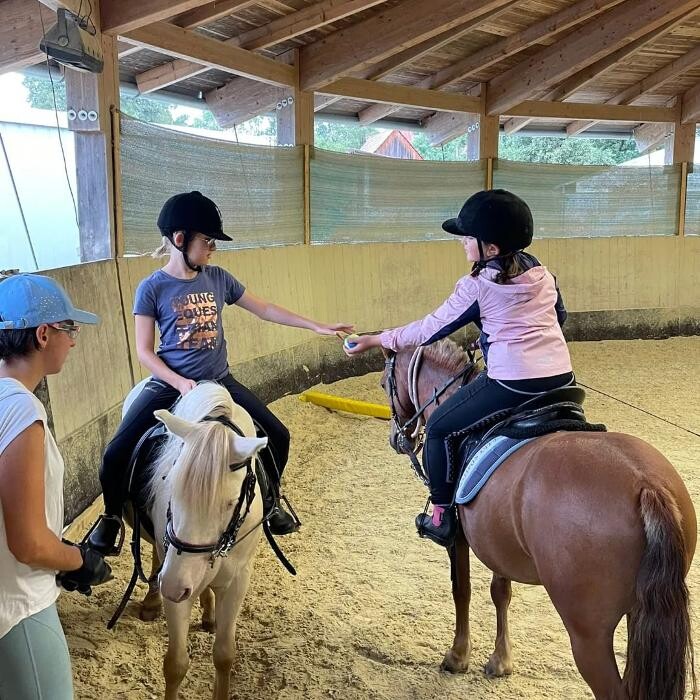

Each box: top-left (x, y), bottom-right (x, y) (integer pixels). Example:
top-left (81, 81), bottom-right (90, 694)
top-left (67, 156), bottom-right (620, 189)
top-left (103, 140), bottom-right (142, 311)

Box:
top-left (8, 0), bottom-right (700, 142)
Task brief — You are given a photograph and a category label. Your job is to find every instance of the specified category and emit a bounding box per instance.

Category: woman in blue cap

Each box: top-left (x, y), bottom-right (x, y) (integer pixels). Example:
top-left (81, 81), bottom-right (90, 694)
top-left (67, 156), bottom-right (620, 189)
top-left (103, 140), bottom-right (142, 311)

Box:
top-left (89, 191), bottom-right (353, 555)
top-left (0, 273), bottom-right (112, 700)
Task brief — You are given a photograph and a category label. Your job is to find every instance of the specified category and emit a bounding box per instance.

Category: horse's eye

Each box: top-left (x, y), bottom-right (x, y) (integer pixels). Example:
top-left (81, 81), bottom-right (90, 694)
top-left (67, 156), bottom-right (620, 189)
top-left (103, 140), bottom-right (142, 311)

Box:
top-left (226, 500), bottom-right (234, 509)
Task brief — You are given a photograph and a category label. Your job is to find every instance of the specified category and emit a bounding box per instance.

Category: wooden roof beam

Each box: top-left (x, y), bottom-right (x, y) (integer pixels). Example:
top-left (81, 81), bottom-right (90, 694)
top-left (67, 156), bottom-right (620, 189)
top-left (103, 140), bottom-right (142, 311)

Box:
top-left (681, 80), bottom-right (700, 123)
top-left (299, 0), bottom-right (516, 91)
top-left (356, 0), bottom-right (517, 125)
top-left (506, 100), bottom-right (678, 122)
top-left (423, 111), bottom-right (476, 147)
top-left (101, 0), bottom-right (218, 34)
top-left (633, 121), bottom-right (673, 153)
top-left (233, 0), bottom-right (388, 52)
top-left (134, 0), bottom-right (384, 94)
top-left (205, 77), bottom-right (289, 128)
top-left (424, 0), bottom-right (625, 92)
top-left (486, 0), bottom-right (700, 116)
top-left (318, 77), bottom-right (482, 112)
top-left (174, 0), bottom-right (259, 28)
top-left (125, 22), bottom-right (296, 86)
top-left (568, 42), bottom-right (700, 135)
top-left (1, 0), bottom-right (56, 75)
top-left (502, 19), bottom-right (677, 134)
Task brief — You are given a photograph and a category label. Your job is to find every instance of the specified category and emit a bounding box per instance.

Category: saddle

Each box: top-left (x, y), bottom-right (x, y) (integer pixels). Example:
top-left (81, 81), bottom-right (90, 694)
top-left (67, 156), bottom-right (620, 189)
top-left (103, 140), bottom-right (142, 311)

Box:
top-left (452, 386), bottom-right (607, 505)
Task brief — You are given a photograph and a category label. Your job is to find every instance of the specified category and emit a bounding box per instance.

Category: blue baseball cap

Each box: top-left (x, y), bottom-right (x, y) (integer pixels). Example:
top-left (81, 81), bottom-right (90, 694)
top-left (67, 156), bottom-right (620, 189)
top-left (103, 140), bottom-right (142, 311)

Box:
top-left (0, 274), bottom-right (99, 329)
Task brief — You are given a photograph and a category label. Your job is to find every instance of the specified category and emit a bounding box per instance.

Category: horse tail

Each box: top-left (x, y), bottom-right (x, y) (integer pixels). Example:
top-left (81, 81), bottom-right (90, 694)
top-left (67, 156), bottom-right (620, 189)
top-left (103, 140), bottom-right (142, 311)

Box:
top-left (624, 486), bottom-right (695, 700)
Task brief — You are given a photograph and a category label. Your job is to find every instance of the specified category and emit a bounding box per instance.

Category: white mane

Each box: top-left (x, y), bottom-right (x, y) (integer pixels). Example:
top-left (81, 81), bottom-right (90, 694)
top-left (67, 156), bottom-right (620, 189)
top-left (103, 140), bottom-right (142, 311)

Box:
top-left (147, 382), bottom-right (237, 515)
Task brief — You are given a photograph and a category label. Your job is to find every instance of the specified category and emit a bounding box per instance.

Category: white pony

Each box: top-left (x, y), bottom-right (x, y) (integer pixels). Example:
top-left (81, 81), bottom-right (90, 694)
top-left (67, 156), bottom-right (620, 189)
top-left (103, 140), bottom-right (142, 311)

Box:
top-left (127, 380), bottom-right (267, 700)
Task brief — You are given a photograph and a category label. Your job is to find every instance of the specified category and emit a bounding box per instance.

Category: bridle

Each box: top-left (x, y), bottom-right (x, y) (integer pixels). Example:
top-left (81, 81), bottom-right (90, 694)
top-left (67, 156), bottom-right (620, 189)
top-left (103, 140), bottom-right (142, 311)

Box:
top-left (163, 415), bottom-right (258, 566)
top-left (385, 347), bottom-right (479, 485)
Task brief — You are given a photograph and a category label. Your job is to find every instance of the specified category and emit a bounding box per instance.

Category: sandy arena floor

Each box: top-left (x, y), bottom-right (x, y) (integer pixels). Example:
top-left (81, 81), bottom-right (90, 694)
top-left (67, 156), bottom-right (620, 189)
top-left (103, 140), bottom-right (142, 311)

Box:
top-left (58, 337), bottom-right (700, 699)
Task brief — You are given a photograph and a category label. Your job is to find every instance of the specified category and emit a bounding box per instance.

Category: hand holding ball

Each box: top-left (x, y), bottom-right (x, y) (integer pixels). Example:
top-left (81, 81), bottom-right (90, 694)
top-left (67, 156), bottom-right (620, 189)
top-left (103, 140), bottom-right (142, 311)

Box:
top-left (343, 333), bottom-right (361, 349)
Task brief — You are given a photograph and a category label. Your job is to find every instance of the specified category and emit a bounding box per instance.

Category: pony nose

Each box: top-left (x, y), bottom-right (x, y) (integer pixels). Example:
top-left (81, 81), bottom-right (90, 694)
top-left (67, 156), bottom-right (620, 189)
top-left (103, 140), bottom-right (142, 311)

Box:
top-left (160, 580), bottom-right (192, 603)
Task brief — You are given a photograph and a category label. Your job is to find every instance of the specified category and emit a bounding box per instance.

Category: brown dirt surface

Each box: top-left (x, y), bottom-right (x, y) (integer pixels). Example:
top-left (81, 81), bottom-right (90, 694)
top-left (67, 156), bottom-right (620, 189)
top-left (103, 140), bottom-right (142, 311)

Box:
top-left (59, 337), bottom-right (700, 699)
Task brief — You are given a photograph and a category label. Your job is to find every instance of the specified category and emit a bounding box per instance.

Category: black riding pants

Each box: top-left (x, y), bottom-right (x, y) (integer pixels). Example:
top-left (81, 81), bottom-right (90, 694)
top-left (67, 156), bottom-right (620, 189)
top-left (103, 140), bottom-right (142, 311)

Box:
top-left (423, 370), bottom-right (575, 506)
top-left (99, 374), bottom-right (290, 515)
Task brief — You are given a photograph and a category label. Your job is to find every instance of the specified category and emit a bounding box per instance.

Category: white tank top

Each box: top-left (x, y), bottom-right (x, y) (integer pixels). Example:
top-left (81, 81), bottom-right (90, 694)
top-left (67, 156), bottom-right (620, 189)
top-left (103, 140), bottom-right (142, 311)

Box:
top-left (0, 378), bottom-right (64, 639)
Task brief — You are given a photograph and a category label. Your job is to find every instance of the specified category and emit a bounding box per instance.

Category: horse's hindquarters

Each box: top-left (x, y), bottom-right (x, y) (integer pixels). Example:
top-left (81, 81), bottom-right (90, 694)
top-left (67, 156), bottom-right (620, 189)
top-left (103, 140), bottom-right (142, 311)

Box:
top-left (459, 431), bottom-right (690, 597)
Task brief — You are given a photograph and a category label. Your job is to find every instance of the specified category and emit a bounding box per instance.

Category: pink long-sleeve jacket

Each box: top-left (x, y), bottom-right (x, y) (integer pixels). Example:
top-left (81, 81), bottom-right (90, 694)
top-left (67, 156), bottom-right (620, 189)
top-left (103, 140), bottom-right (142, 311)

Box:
top-left (380, 264), bottom-right (572, 381)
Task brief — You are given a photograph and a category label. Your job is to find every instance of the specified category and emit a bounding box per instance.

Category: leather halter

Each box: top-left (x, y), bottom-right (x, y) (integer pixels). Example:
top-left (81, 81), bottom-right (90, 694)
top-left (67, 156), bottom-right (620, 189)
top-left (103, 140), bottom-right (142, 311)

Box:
top-left (163, 415), bottom-right (258, 565)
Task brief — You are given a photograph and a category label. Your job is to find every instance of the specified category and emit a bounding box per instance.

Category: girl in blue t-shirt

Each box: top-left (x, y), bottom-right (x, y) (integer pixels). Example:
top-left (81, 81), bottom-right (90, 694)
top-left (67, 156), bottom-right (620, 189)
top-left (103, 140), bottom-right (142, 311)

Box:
top-left (89, 192), bottom-right (353, 554)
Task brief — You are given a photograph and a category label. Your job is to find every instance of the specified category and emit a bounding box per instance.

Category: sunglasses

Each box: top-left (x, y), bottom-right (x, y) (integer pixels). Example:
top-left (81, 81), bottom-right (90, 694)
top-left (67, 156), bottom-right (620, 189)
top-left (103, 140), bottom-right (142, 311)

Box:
top-left (195, 235), bottom-right (217, 250)
top-left (50, 323), bottom-right (81, 340)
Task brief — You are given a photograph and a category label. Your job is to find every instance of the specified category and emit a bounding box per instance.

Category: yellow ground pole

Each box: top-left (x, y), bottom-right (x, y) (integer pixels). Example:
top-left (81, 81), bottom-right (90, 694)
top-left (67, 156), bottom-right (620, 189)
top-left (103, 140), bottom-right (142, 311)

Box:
top-left (299, 391), bottom-right (391, 420)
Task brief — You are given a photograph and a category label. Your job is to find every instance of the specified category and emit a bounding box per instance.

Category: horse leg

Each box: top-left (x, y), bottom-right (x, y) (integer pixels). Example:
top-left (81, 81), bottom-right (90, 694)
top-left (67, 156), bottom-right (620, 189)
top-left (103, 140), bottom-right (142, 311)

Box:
top-left (567, 627), bottom-right (625, 700)
top-left (200, 586), bottom-right (215, 633)
top-left (441, 527), bottom-right (471, 673)
top-left (140, 543), bottom-right (162, 622)
top-left (484, 575), bottom-right (513, 678)
top-left (162, 597), bottom-right (194, 700)
top-left (552, 585), bottom-right (625, 700)
top-left (211, 569), bottom-right (253, 700)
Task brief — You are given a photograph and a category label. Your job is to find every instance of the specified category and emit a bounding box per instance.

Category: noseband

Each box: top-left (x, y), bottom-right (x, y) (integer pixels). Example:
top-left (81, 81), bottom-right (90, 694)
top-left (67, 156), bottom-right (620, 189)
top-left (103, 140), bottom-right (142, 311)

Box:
top-left (163, 415), bottom-right (258, 565)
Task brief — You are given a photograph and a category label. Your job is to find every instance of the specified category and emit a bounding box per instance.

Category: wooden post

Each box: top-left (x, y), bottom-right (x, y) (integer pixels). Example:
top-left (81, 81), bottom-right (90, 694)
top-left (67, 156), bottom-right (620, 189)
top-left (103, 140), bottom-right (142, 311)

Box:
top-left (64, 9), bottom-right (121, 261)
top-left (304, 144), bottom-right (311, 245)
top-left (679, 161), bottom-right (688, 238)
top-left (276, 50), bottom-right (315, 243)
top-left (480, 86), bottom-right (499, 189)
top-left (668, 120), bottom-right (695, 237)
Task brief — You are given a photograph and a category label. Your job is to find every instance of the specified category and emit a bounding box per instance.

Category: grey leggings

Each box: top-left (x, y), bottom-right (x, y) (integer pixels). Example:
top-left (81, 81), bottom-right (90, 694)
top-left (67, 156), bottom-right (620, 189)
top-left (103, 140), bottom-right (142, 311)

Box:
top-left (0, 604), bottom-right (73, 700)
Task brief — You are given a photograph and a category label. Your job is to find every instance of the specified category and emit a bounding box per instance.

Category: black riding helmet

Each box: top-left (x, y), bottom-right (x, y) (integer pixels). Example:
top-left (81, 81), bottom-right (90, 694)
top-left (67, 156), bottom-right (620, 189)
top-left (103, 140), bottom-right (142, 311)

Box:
top-left (157, 191), bottom-right (232, 271)
top-left (442, 189), bottom-right (533, 255)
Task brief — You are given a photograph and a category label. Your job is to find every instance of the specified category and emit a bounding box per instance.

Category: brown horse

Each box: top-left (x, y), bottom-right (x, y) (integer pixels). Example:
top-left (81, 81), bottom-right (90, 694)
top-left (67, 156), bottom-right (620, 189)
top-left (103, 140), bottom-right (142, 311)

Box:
top-left (382, 340), bottom-right (696, 700)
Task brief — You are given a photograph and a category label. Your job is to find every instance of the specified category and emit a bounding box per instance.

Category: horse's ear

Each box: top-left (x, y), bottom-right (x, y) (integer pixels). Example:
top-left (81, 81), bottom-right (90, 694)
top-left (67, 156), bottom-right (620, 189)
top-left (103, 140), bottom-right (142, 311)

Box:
top-left (229, 434), bottom-right (268, 462)
top-left (154, 409), bottom-right (197, 440)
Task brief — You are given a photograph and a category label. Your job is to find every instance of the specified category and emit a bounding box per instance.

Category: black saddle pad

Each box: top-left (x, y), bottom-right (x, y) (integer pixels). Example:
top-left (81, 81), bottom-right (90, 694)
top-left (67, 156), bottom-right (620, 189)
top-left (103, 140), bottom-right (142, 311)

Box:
top-left (453, 400), bottom-right (607, 489)
top-left (126, 424), bottom-right (169, 540)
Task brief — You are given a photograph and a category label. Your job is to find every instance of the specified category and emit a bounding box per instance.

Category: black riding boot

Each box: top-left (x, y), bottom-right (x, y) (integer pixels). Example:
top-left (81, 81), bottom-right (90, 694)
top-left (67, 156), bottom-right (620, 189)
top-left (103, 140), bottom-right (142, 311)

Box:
top-left (257, 463), bottom-right (298, 535)
top-left (87, 514), bottom-right (124, 556)
top-left (415, 505), bottom-right (457, 547)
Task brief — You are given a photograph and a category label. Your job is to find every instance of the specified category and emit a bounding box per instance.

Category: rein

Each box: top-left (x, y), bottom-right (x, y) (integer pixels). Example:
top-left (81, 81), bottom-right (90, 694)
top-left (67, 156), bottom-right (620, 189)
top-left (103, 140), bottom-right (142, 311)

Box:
top-left (163, 416), bottom-right (256, 563)
top-left (386, 345), bottom-right (478, 485)
top-left (107, 414), bottom-right (260, 630)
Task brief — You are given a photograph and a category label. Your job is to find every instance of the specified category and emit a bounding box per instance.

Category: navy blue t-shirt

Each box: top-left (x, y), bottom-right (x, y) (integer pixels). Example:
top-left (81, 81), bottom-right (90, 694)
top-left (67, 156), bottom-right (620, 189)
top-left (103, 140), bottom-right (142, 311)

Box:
top-left (133, 265), bottom-right (245, 381)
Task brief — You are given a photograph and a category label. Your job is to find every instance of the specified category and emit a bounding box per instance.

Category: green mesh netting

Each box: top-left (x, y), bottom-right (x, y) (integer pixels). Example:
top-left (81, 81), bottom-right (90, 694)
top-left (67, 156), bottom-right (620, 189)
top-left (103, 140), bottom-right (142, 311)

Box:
top-left (684, 169), bottom-right (700, 235)
top-left (494, 160), bottom-right (680, 237)
top-left (120, 116), bottom-right (304, 254)
top-left (310, 148), bottom-right (486, 244)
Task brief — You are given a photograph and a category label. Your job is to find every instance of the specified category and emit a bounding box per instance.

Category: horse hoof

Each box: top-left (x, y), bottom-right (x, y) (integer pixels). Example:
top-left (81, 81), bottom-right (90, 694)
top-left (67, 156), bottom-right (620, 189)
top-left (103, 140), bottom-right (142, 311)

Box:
top-left (441, 649), bottom-right (470, 674)
top-left (140, 604), bottom-right (162, 622)
top-left (202, 617), bottom-right (216, 633)
top-left (484, 655), bottom-right (513, 678)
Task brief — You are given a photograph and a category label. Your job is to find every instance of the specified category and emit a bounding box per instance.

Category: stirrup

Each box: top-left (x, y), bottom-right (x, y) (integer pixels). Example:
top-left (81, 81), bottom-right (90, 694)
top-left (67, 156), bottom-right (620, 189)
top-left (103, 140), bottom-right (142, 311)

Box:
top-left (415, 506), bottom-right (456, 548)
top-left (86, 514), bottom-right (125, 557)
top-left (267, 494), bottom-right (301, 535)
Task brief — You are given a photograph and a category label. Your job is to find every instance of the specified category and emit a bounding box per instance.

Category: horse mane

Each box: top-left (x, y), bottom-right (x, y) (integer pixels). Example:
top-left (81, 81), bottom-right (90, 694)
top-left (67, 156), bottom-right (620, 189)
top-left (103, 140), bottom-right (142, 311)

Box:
top-left (147, 382), bottom-right (236, 514)
top-left (421, 338), bottom-right (469, 375)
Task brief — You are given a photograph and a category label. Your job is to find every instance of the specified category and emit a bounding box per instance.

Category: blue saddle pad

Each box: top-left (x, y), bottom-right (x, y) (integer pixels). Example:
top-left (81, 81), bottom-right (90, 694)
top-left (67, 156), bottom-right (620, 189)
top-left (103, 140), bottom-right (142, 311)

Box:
top-left (455, 435), bottom-right (535, 505)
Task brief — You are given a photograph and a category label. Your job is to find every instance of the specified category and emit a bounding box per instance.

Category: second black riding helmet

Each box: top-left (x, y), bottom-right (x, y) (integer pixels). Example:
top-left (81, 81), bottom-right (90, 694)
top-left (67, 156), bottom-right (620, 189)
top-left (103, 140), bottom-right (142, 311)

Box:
top-left (157, 191), bottom-right (233, 242)
top-left (442, 189), bottom-right (533, 254)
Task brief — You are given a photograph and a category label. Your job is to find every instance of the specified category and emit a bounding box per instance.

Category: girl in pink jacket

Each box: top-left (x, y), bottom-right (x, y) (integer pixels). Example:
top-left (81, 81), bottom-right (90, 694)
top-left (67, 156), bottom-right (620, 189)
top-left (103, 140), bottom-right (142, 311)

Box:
top-left (345, 190), bottom-right (573, 546)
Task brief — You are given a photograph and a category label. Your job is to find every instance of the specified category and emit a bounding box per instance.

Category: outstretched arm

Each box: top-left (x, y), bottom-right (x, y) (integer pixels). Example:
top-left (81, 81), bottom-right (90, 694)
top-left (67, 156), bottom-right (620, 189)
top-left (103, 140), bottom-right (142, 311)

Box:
top-left (235, 291), bottom-right (353, 335)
